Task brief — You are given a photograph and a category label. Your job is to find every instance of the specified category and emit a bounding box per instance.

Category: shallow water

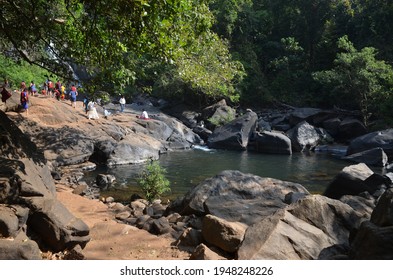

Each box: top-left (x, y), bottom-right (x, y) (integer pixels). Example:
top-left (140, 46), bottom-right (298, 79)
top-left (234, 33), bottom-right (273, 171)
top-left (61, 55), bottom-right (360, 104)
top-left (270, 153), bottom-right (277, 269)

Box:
top-left (83, 146), bottom-right (378, 202)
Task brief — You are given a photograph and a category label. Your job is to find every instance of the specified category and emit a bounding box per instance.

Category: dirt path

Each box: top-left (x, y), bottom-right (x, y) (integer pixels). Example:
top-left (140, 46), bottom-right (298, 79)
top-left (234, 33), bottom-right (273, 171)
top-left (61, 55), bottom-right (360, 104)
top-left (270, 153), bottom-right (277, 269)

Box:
top-left (56, 185), bottom-right (190, 260)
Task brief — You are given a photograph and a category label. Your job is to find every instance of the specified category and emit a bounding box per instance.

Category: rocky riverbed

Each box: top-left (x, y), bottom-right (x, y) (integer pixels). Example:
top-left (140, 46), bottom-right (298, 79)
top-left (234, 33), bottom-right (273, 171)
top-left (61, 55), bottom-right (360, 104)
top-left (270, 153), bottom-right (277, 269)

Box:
top-left (2, 92), bottom-right (393, 259)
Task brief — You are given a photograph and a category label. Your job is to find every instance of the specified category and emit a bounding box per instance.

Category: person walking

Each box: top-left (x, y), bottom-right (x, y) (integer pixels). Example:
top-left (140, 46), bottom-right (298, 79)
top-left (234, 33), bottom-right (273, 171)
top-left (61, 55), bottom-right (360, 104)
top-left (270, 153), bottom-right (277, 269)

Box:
top-left (69, 84), bottom-right (78, 108)
top-left (29, 81), bottom-right (37, 96)
top-left (20, 87), bottom-right (29, 116)
top-left (1, 85), bottom-right (11, 104)
top-left (119, 95), bottom-right (126, 112)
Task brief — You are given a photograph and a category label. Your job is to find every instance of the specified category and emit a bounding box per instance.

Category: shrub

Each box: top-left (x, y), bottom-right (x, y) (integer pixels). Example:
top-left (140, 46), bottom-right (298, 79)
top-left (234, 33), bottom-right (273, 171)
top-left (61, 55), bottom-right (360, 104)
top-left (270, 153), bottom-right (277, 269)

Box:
top-left (136, 160), bottom-right (171, 203)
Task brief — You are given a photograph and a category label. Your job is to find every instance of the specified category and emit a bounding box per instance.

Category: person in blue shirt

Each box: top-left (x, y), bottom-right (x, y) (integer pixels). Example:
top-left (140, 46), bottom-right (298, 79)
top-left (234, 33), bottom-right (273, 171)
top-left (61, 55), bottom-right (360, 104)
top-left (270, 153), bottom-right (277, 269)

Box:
top-left (69, 84), bottom-right (78, 108)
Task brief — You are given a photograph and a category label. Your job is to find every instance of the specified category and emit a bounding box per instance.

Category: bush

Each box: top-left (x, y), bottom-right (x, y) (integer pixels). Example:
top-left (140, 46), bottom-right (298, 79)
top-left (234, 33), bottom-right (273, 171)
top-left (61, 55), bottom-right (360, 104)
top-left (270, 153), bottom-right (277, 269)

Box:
top-left (136, 160), bottom-right (171, 203)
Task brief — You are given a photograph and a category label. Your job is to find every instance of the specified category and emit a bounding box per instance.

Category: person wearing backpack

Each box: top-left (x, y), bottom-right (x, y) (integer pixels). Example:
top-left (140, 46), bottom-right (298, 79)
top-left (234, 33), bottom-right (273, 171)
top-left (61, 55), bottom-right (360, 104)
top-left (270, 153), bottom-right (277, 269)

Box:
top-left (69, 84), bottom-right (78, 108)
top-left (20, 88), bottom-right (29, 116)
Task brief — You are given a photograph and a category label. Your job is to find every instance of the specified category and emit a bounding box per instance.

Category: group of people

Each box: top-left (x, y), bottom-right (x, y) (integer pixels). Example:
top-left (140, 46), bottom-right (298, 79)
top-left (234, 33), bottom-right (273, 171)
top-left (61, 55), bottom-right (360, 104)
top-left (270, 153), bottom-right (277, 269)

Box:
top-left (2, 78), bottom-right (151, 120)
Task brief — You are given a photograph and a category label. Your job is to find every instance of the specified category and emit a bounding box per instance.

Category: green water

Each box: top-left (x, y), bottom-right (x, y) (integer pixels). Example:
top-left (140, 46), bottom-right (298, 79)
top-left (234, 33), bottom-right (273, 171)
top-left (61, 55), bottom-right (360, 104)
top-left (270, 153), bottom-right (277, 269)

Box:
top-left (84, 147), bottom-right (375, 202)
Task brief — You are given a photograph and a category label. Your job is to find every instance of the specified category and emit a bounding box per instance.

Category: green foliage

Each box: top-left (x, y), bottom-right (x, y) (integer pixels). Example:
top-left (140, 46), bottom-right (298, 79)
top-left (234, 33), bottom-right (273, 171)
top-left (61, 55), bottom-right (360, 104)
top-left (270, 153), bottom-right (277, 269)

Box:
top-left (267, 37), bottom-right (311, 105)
top-left (136, 161), bottom-right (171, 203)
top-left (0, 54), bottom-right (51, 89)
top-left (2, 0), bottom-right (393, 116)
top-left (313, 36), bottom-right (393, 125)
top-left (208, 109), bottom-right (236, 127)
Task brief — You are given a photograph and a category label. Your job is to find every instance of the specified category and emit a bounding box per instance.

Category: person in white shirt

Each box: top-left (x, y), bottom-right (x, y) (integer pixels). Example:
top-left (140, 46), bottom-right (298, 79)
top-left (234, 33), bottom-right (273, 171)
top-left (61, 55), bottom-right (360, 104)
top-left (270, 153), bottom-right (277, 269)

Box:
top-left (140, 109), bottom-right (149, 119)
top-left (119, 96), bottom-right (126, 112)
top-left (87, 101), bottom-right (99, 120)
top-left (104, 108), bottom-right (111, 119)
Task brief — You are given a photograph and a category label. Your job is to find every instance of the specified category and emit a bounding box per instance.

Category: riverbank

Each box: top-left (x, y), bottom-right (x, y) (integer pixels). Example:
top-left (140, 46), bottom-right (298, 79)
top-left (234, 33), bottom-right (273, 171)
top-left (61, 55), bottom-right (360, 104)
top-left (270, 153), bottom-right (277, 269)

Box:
top-left (2, 92), bottom-right (393, 260)
top-left (55, 183), bottom-right (190, 260)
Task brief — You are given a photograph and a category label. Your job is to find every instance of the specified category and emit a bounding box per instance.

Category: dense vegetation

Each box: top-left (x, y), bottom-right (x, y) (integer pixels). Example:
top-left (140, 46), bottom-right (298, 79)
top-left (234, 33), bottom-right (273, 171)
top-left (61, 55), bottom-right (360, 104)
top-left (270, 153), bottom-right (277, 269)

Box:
top-left (1, 0), bottom-right (393, 124)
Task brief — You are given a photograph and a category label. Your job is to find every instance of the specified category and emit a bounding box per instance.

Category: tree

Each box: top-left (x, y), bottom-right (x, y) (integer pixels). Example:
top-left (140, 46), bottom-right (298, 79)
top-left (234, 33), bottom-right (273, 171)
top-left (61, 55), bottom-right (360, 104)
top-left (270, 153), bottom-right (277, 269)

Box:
top-left (136, 160), bottom-right (171, 203)
top-left (1, 0), bottom-right (244, 102)
top-left (313, 36), bottom-right (393, 126)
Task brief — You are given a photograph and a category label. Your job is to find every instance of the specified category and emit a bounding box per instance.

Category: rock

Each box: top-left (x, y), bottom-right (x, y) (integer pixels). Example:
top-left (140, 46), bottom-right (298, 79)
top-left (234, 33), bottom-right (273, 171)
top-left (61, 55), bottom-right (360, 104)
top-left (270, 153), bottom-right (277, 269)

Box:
top-left (91, 140), bottom-right (116, 163)
top-left (349, 188), bottom-right (393, 259)
top-left (337, 118), bottom-right (367, 141)
top-left (288, 107), bottom-right (323, 126)
top-left (343, 147), bottom-right (388, 167)
top-left (192, 126), bottom-right (212, 142)
top-left (350, 220), bottom-right (393, 259)
top-left (370, 188), bottom-right (393, 227)
top-left (173, 227), bottom-right (203, 248)
top-left (207, 105), bottom-right (237, 129)
top-left (284, 192), bottom-right (308, 204)
top-left (323, 163), bottom-right (378, 199)
top-left (107, 134), bottom-right (162, 166)
top-left (135, 215), bottom-right (152, 229)
top-left (238, 195), bottom-right (365, 260)
top-left (189, 244), bottom-right (228, 260)
top-left (257, 119), bottom-right (272, 132)
top-left (40, 127), bottom-right (95, 167)
top-left (287, 121), bottom-right (321, 152)
top-left (167, 213), bottom-right (182, 223)
top-left (151, 202), bottom-right (166, 217)
top-left (0, 206), bottom-right (19, 238)
top-left (175, 170), bottom-right (309, 220)
top-left (63, 244), bottom-right (86, 260)
top-left (202, 214), bottom-right (247, 253)
top-left (202, 99), bottom-right (230, 120)
top-left (130, 200), bottom-right (147, 212)
top-left (115, 210), bottom-right (132, 221)
top-left (0, 231), bottom-right (42, 260)
top-left (347, 128), bottom-right (393, 160)
top-left (253, 131), bottom-right (292, 155)
top-left (340, 195), bottom-right (375, 219)
top-left (342, 163), bottom-right (375, 180)
top-left (270, 116), bottom-right (289, 131)
top-left (26, 197), bottom-right (90, 252)
top-left (151, 217), bottom-right (172, 235)
top-left (207, 111), bottom-right (258, 150)
top-left (322, 118), bottom-right (341, 137)
top-left (96, 174), bottom-right (116, 188)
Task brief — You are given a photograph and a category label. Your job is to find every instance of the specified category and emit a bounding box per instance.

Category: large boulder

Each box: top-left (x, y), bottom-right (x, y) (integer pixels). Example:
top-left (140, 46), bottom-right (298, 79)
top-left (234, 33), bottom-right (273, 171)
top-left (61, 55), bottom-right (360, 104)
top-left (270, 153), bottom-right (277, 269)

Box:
top-left (0, 231), bottom-right (42, 260)
top-left (36, 126), bottom-right (95, 167)
top-left (202, 214), bottom-right (247, 253)
top-left (323, 163), bottom-right (380, 199)
top-left (106, 133), bottom-right (163, 166)
top-left (349, 188), bottom-right (393, 259)
top-left (288, 107), bottom-right (324, 126)
top-left (322, 118), bottom-right (341, 137)
top-left (207, 111), bottom-right (258, 150)
top-left (252, 131), bottom-right (292, 155)
top-left (0, 111), bottom-right (91, 258)
top-left (172, 170), bottom-right (309, 224)
top-left (337, 118), bottom-right (367, 141)
top-left (238, 195), bottom-right (365, 260)
top-left (343, 147), bottom-right (388, 167)
top-left (287, 121), bottom-right (321, 152)
top-left (347, 128), bottom-right (393, 160)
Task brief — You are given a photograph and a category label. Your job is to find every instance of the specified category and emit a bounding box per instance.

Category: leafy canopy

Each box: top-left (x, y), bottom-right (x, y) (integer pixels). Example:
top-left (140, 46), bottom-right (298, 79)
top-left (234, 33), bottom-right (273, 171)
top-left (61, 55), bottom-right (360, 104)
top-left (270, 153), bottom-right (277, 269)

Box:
top-left (313, 36), bottom-right (393, 125)
top-left (1, 0), bottom-right (244, 102)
